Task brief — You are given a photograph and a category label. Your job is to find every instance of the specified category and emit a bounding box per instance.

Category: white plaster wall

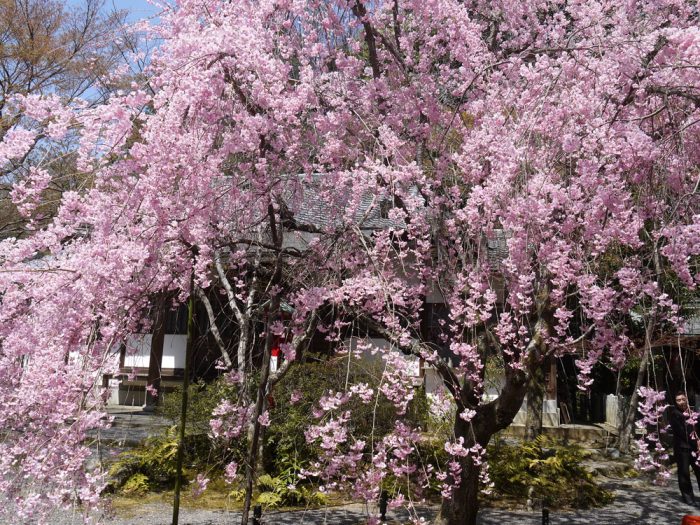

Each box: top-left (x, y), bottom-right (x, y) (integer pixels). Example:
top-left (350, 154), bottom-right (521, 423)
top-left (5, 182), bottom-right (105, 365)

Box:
top-left (123, 333), bottom-right (187, 369)
top-left (124, 334), bottom-right (152, 368)
top-left (162, 334), bottom-right (187, 368)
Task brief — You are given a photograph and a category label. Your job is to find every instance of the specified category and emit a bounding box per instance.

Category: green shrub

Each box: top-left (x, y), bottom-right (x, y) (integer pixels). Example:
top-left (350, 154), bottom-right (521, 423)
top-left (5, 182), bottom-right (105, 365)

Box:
top-left (253, 474), bottom-right (328, 509)
top-left (255, 490), bottom-right (283, 508)
top-left (487, 435), bottom-right (614, 509)
top-left (121, 473), bottom-right (150, 495)
top-left (410, 433), bottom-right (450, 496)
top-left (108, 427), bottom-right (179, 492)
top-left (226, 473), bottom-right (328, 509)
top-left (265, 357), bottom-right (429, 477)
top-left (111, 356), bottom-right (430, 502)
top-left (159, 378), bottom-right (240, 434)
top-left (159, 378), bottom-right (248, 472)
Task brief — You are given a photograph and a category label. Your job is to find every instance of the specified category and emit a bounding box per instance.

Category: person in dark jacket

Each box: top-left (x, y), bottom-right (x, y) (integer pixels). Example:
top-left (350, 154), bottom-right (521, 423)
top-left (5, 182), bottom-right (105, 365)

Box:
top-left (668, 392), bottom-right (700, 505)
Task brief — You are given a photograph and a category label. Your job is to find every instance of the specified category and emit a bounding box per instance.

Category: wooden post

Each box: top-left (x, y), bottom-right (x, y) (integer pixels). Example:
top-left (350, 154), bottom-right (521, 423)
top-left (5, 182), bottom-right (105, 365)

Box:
top-left (172, 280), bottom-right (195, 525)
top-left (546, 356), bottom-right (557, 400)
top-left (145, 298), bottom-right (166, 409)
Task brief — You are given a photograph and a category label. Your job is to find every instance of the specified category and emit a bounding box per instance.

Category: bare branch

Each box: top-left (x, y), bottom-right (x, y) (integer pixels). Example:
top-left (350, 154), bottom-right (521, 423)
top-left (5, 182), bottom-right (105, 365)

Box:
top-left (196, 287), bottom-right (233, 368)
top-left (351, 1), bottom-right (381, 79)
top-left (214, 250), bottom-right (246, 326)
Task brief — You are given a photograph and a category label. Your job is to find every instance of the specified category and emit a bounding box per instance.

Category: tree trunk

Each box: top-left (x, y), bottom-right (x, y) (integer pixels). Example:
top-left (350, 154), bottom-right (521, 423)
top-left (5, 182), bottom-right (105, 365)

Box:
top-left (238, 324), bottom-right (250, 385)
top-left (240, 298), bottom-right (279, 525)
top-left (240, 324), bottom-right (253, 436)
top-left (437, 417), bottom-right (482, 525)
top-left (436, 372), bottom-right (529, 525)
top-left (618, 343), bottom-right (650, 453)
top-left (525, 359), bottom-right (545, 441)
top-left (434, 324), bottom-right (543, 525)
top-left (439, 456), bottom-right (481, 525)
top-left (618, 318), bottom-right (656, 454)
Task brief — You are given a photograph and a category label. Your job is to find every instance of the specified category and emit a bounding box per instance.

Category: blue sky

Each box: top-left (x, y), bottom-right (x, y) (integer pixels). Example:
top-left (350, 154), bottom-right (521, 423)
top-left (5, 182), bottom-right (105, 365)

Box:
top-left (67, 0), bottom-right (162, 23)
top-left (107, 0), bottom-right (162, 22)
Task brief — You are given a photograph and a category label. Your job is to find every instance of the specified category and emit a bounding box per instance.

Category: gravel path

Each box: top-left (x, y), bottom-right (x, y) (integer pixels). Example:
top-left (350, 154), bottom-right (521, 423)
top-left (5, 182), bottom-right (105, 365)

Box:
top-left (41, 473), bottom-right (700, 525)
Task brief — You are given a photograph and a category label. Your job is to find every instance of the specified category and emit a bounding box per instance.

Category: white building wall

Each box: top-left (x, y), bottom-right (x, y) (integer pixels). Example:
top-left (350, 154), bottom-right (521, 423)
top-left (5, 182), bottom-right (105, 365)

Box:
top-left (123, 333), bottom-right (187, 369)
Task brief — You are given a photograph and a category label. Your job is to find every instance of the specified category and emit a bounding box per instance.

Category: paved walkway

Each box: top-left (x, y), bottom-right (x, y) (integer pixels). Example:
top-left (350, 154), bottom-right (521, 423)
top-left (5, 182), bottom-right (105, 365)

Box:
top-left (479, 476), bottom-right (697, 524)
top-left (98, 406), bottom-right (173, 446)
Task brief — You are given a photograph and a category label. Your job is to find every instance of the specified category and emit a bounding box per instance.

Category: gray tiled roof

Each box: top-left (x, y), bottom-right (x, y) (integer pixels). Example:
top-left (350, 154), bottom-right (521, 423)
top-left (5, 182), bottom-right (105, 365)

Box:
top-left (486, 229), bottom-right (509, 270)
top-left (682, 307), bottom-right (700, 335)
top-left (286, 173), bottom-right (404, 231)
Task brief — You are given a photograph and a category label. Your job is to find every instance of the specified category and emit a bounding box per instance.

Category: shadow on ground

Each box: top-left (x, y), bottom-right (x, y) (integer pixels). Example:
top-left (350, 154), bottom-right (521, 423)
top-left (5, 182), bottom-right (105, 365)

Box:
top-left (479, 477), bottom-right (698, 525)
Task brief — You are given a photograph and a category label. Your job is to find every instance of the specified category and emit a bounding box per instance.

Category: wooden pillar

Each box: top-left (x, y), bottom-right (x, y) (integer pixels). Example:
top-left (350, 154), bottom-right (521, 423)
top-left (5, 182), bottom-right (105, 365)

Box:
top-left (545, 356), bottom-right (557, 400)
top-left (145, 300), bottom-right (166, 409)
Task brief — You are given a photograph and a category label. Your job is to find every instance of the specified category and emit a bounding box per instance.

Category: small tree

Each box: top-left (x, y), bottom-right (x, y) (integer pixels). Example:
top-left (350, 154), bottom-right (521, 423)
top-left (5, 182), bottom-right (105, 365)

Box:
top-left (0, 0), bottom-right (128, 239)
top-left (0, 2), bottom-right (699, 525)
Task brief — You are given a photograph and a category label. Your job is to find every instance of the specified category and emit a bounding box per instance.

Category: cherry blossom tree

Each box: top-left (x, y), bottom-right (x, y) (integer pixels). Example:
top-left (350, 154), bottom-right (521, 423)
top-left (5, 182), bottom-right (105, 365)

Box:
top-left (0, 1), bottom-right (699, 525)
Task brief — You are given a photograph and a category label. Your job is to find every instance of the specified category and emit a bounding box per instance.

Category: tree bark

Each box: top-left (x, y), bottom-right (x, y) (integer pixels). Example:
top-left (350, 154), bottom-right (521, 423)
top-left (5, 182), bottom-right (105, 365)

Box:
top-left (618, 343), bottom-right (651, 453)
top-left (525, 359), bottom-right (546, 441)
top-left (196, 287), bottom-right (233, 368)
top-left (440, 455), bottom-right (482, 525)
top-left (524, 304), bottom-right (551, 441)
top-left (172, 282), bottom-right (196, 525)
top-left (435, 319), bottom-right (548, 524)
top-left (436, 366), bottom-right (530, 525)
top-left (214, 250), bottom-right (258, 395)
top-left (240, 299), bottom-right (278, 525)
top-left (241, 204), bottom-right (282, 525)
top-left (617, 318), bottom-right (657, 454)
top-left (437, 416), bottom-right (483, 525)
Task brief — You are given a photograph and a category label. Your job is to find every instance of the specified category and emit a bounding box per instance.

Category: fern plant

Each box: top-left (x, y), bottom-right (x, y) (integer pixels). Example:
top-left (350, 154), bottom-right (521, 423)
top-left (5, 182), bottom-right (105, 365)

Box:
top-left (253, 474), bottom-right (328, 509)
top-left (487, 435), bottom-right (614, 509)
top-left (108, 426), bottom-right (180, 493)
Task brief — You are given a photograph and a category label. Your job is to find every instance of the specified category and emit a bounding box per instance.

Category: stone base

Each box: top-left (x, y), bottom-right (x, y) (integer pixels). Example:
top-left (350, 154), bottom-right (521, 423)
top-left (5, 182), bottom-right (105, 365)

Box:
top-left (512, 409), bottom-right (560, 427)
top-left (502, 423), bottom-right (616, 447)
